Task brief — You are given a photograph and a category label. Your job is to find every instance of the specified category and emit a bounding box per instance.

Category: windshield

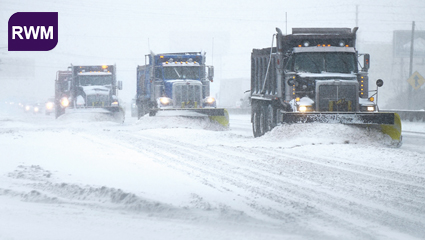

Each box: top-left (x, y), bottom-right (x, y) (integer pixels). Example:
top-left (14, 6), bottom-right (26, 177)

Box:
top-left (286, 52), bottom-right (357, 74)
top-left (78, 75), bottom-right (113, 86)
top-left (162, 66), bottom-right (201, 80)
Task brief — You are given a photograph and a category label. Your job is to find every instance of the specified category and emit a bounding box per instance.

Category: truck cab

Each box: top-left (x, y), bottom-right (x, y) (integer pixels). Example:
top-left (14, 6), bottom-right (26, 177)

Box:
top-left (137, 52), bottom-right (215, 117)
top-left (55, 65), bottom-right (123, 119)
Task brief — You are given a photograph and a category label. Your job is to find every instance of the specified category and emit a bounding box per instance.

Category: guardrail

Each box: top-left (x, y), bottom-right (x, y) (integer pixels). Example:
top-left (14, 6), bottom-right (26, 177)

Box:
top-left (382, 110), bottom-right (425, 122)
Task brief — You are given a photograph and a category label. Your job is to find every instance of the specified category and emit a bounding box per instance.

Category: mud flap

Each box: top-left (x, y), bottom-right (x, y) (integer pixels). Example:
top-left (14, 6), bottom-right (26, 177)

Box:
top-left (209, 108), bottom-right (229, 128)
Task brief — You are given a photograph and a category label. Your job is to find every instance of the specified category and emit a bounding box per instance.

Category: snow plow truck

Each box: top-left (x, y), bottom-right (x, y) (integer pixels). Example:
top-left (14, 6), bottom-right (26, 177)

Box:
top-left (55, 65), bottom-right (124, 122)
top-left (251, 27), bottom-right (402, 146)
top-left (136, 52), bottom-right (229, 128)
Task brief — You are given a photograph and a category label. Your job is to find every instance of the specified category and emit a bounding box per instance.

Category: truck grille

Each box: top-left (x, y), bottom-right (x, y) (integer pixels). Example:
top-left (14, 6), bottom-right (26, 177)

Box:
top-left (317, 83), bottom-right (357, 112)
top-left (86, 94), bottom-right (110, 107)
top-left (174, 84), bottom-right (202, 108)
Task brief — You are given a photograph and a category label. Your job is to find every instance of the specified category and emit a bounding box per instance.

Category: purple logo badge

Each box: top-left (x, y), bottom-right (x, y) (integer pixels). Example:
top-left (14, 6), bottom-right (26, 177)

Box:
top-left (8, 12), bottom-right (58, 51)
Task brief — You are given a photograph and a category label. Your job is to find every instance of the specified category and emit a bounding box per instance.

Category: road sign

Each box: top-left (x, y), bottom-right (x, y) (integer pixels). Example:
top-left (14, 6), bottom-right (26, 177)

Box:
top-left (407, 71), bottom-right (425, 90)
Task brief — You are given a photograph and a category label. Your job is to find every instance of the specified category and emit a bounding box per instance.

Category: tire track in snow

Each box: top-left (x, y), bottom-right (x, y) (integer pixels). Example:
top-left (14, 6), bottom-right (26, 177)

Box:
top-left (85, 130), bottom-right (397, 239)
top-left (206, 144), bottom-right (425, 239)
top-left (75, 127), bottom-right (425, 240)
top-left (124, 130), bottom-right (425, 239)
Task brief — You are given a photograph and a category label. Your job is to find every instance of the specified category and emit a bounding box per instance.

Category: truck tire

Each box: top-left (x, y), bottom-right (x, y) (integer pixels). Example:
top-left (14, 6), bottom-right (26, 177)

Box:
top-left (264, 104), bottom-right (276, 132)
top-left (259, 106), bottom-right (266, 136)
top-left (252, 103), bottom-right (266, 137)
top-left (252, 104), bottom-right (261, 137)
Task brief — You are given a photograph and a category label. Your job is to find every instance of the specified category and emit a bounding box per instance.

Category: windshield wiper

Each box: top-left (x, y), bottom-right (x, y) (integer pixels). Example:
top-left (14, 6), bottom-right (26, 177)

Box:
top-left (173, 68), bottom-right (181, 78)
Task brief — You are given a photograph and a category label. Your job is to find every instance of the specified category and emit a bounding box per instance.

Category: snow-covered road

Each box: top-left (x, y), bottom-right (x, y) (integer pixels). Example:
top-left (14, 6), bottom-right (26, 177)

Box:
top-left (1, 105), bottom-right (425, 240)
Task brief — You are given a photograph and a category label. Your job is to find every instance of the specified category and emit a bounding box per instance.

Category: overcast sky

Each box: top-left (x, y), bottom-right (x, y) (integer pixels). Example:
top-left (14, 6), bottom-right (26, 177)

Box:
top-left (1, 0), bottom-right (425, 103)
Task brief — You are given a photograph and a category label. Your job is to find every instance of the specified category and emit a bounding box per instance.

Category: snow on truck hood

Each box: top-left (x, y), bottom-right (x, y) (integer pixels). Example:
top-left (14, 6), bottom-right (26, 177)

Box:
top-left (298, 72), bottom-right (357, 79)
top-left (81, 85), bottom-right (110, 95)
top-left (77, 72), bottom-right (112, 75)
top-left (165, 79), bottom-right (202, 85)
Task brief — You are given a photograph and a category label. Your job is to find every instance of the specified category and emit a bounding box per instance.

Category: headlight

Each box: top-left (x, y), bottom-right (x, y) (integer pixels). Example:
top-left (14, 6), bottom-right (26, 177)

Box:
top-left (46, 102), bottom-right (54, 110)
top-left (298, 105), bottom-right (313, 112)
top-left (159, 97), bottom-right (171, 105)
top-left (111, 101), bottom-right (119, 106)
top-left (34, 107), bottom-right (39, 112)
top-left (25, 105), bottom-right (31, 111)
top-left (206, 97), bottom-right (215, 104)
top-left (367, 106), bottom-right (375, 112)
top-left (60, 97), bottom-right (69, 108)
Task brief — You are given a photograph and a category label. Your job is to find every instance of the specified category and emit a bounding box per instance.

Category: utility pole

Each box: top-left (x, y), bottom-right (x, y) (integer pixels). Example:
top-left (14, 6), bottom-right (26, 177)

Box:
top-left (408, 21), bottom-right (415, 109)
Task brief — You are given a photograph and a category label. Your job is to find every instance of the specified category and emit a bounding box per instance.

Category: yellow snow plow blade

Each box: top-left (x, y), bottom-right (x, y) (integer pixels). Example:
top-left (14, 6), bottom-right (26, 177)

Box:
top-left (209, 108), bottom-right (229, 128)
top-left (379, 112), bottom-right (402, 146)
top-left (281, 111), bottom-right (402, 147)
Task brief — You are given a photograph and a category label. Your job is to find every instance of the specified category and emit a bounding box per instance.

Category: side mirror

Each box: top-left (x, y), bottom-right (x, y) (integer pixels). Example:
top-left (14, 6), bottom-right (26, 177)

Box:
top-left (376, 79), bottom-right (383, 87)
top-left (363, 54), bottom-right (370, 72)
top-left (207, 66), bottom-right (214, 82)
top-left (287, 77), bottom-right (297, 86)
top-left (118, 81), bottom-right (123, 90)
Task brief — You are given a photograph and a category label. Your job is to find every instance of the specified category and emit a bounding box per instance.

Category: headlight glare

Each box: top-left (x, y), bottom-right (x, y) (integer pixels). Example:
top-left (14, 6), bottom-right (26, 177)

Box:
top-left (206, 97), bottom-right (215, 104)
top-left (60, 97), bottom-right (69, 108)
top-left (299, 105), bottom-right (307, 112)
top-left (46, 102), bottom-right (54, 110)
top-left (159, 97), bottom-right (171, 105)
